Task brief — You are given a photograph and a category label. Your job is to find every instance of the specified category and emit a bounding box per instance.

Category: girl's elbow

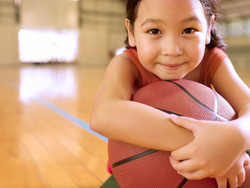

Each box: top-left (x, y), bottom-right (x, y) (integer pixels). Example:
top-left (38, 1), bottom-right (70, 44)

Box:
top-left (89, 114), bottom-right (99, 132)
top-left (89, 113), bottom-right (105, 134)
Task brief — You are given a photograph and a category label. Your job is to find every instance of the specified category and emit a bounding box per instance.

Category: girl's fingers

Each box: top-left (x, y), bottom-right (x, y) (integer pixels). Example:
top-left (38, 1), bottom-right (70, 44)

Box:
top-left (170, 157), bottom-right (211, 180)
top-left (244, 153), bottom-right (250, 166)
top-left (176, 169), bottom-right (209, 180)
top-left (227, 175), bottom-right (238, 188)
top-left (169, 157), bottom-right (198, 173)
top-left (170, 115), bottom-right (199, 132)
top-left (216, 177), bottom-right (227, 188)
top-left (170, 143), bottom-right (195, 161)
top-left (237, 169), bottom-right (246, 187)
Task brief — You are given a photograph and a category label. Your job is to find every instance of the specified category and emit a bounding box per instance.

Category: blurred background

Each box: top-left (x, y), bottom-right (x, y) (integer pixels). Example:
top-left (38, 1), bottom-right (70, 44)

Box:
top-left (0, 0), bottom-right (126, 66)
top-left (0, 0), bottom-right (249, 68)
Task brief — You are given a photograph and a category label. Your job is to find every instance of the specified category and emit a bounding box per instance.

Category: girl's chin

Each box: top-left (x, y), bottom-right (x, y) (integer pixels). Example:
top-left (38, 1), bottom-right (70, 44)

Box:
top-left (156, 73), bottom-right (185, 81)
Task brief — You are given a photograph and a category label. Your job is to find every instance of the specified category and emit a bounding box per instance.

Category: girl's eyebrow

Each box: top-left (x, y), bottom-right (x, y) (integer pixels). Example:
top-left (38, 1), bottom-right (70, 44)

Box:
top-left (140, 16), bottom-right (202, 27)
top-left (181, 16), bottom-right (202, 24)
top-left (140, 18), bottom-right (164, 27)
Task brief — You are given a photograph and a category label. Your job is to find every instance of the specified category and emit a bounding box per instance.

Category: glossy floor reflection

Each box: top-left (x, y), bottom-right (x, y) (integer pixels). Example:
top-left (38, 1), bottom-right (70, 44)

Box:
top-left (19, 65), bottom-right (78, 103)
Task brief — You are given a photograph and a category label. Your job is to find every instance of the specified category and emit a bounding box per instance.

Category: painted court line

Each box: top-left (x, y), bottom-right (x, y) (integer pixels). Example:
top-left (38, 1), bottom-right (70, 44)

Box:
top-left (0, 77), bottom-right (108, 142)
top-left (35, 97), bottom-right (108, 142)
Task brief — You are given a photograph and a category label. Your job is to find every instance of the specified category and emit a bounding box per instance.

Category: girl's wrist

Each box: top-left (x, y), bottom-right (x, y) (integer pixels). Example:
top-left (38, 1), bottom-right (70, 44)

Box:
top-left (229, 122), bottom-right (249, 152)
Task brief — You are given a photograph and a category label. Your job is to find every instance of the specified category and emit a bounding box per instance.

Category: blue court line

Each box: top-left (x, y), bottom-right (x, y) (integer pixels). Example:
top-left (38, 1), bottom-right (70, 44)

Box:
top-left (0, 77), bottom-right (108, 142)
top-left (35, 97), bottom-right (108, 142)
top-left (0, 77), bottom-right (19, 90)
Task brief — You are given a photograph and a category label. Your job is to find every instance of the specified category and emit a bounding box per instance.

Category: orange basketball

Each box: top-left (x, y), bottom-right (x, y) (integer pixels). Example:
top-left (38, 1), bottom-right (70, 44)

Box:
top-left (108, 79), bottom-right (236, 188)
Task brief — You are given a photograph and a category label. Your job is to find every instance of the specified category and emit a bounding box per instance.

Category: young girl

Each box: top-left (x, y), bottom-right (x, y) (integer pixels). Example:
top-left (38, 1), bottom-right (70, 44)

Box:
top-left (90, 0), bottom-right (250, 187)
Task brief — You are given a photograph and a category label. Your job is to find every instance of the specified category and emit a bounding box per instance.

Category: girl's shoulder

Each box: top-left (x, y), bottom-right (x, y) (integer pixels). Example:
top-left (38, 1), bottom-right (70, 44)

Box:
top-left (205, 47), bottom-right (228, 61)
top-left (106, 50), bottom-right (140, 83)
top-left (200, 47), bottom-right (229, 87)
top-left (109, 49), bottom-right (138, 71)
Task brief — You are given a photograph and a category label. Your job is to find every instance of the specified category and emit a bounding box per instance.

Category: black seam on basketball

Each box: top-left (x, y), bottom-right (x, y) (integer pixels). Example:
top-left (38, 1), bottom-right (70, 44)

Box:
top-left (212, 91), bottom-right (229, 121)
top-left (167, 80), bottom-right (230, 121)
top-left (212, 90), bottom-right (218, 121)
top-left (167, 80), bottom-right (218, 119)
top-left (158, 108), bottom-right (182, 116)
top-left (111, 149), bottom-right (159, 168)
top-left (177, 178), bottom-right (188, 188)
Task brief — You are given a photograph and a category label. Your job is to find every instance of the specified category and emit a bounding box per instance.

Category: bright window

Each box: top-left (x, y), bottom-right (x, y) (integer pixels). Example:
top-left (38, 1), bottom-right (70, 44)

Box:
top-left (18, 29), bottom-right (79, 63)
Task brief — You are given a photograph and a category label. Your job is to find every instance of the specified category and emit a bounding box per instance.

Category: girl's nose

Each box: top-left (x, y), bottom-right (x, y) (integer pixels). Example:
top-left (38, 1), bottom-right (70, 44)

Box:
top-left (161, 36), bottom-right (183, 56)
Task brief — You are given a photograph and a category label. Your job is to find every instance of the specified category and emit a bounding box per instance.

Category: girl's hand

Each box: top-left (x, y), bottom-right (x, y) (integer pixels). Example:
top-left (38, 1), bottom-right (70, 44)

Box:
top-left (215, 153), bottom-right (249, 188)
top-left (169, 115), bottom-right (246, 179)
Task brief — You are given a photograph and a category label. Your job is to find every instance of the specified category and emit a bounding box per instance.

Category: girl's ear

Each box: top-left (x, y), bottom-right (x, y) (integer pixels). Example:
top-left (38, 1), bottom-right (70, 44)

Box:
top-left (206, 15), bottom-right (215, 45)
top-left (125, 18), bottom-right (136, 47)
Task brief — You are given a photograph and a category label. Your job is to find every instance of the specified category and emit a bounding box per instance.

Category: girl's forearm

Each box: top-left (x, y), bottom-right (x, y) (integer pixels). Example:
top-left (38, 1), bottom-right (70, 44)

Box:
top-left (237, 103), bottom-right (250, 149)
top-left (90, 99), bottom-right (194, 151)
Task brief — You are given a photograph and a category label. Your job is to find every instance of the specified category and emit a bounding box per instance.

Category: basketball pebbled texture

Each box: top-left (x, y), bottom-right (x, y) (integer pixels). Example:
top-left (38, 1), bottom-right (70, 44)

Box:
top-left (108, 79), bottom-right (236, 188)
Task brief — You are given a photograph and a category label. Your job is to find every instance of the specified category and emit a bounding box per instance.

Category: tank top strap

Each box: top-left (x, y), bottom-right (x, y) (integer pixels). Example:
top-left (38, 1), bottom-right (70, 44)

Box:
top-left (125, 48), bottom-right (160, 86)
top-left (199, 47), bottom-right (228, 87)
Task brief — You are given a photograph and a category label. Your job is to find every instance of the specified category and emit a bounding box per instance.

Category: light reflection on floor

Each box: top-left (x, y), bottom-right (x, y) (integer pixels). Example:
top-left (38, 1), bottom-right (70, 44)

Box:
top-left (19, 65), bottom-right (77, 103)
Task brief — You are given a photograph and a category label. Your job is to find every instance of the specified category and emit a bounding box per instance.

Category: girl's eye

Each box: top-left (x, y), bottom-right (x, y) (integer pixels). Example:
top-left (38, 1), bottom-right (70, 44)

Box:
top-left (182, 28), bottom-right (197, 34)
top-left (148, 29), bottom-right (161, 35)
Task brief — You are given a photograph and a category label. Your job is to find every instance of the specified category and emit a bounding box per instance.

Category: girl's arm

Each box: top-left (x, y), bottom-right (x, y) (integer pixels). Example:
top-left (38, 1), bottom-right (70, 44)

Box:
top-left (90, 53), bottom-right (194, 151)
top-left (169, 58), bottom-right (250, 179)
top-left (212, 58), bottom-right (250, 148)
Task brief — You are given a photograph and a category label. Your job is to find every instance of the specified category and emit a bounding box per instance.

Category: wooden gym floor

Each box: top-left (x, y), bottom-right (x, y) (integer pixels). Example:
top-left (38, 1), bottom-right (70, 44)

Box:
top-left (0, 64), bottom-right (109, 188)
top-left (0, 64), bottom-right (249, 188)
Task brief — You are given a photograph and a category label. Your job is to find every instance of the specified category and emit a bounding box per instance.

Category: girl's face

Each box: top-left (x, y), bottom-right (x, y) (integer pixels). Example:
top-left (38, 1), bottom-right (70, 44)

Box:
top-left (126, 0), bottom-right (213, 80)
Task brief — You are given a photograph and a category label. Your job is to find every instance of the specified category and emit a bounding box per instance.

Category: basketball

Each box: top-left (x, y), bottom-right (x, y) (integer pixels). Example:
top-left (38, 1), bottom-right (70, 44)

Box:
top-left (108, 79), bottom-right (236, 188)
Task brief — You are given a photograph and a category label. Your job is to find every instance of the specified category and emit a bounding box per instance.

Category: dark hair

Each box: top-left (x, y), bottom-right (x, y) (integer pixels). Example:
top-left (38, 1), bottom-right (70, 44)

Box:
top-left (124, 0), bottom-right (226, 51)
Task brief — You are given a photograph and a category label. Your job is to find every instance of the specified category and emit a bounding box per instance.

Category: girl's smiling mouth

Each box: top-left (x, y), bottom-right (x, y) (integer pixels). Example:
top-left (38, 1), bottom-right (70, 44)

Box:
top-left (159, 62), bottom-right (185, 71)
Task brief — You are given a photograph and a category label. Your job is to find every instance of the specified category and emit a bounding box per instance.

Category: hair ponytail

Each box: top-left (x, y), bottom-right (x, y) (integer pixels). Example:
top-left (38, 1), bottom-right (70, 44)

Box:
top-left (207, 27), bottom-right (226, 51)
top-left (199, 0), bottom-right (227, 51)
